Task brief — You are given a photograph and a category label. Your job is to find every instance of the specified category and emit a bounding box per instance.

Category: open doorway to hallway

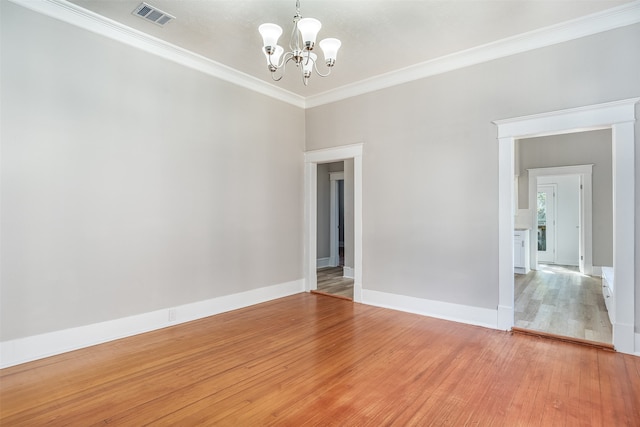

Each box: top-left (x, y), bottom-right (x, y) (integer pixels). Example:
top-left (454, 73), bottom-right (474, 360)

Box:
top-left (495, 98), bottom-right (637, 353)
top-left (512, 129), bottom-right (613, 345)
top-left (315, 161), bottom-right (354, 300)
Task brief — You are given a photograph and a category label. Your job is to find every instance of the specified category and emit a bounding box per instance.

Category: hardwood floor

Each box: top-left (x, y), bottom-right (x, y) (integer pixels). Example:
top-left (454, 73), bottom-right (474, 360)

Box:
top-left (515, 264), bottom-right (612, 344)
top-left (2, 293), bottom-right (639, 425)
top-left (316, 266), bottom-right (353, 299)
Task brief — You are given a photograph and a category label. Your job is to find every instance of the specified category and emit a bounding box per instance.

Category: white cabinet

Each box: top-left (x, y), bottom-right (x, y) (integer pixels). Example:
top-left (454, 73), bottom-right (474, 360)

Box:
top-left (514, 229), bottom-right (530, 274)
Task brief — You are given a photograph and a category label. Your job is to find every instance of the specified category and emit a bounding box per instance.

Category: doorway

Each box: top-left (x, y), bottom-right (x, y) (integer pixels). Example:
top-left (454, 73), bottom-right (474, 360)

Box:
top-left (527, 165), bottom-right (594, 274)
top-left (494, 98), bottom-right (638, 354)
top-left (514, 159), bottom-right (611, 343)
top-left (315, 164), bottom-right (353, 299)
top-left (536, 183), bottom-right (557, 264)
top-left (304, 143), bottom-right (363, 303)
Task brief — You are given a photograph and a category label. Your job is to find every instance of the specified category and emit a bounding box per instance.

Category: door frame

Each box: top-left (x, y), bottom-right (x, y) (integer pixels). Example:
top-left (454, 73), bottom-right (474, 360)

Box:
top-left (528, 166), bottom-right (593, 273)
top-left (305, 144), bottom-right (363, 302)
top-left (494, 98), bottom-right (638, 354)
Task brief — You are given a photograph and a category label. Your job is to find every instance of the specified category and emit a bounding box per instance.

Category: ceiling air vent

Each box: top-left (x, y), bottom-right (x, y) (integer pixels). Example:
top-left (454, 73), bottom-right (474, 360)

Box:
top-left (133, 2), bottom-right (175, 26)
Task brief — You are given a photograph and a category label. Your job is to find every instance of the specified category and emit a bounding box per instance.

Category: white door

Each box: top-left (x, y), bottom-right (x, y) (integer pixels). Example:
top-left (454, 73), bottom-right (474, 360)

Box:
top-left (537, 184), bottom-right (556, 264)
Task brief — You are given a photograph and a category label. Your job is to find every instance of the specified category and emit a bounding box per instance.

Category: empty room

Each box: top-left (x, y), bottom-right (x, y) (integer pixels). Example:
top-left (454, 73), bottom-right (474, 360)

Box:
top-left (1, 0), bottom-right (639, 424)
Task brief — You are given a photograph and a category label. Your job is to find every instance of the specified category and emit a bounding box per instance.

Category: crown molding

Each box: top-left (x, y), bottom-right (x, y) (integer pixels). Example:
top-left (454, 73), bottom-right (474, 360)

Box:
top-left (8, 0), bottom-right (306, 109)
top-left (9, 0), bottom-right (640, 110)
top-left (305, 0), bottom-right (640, 108)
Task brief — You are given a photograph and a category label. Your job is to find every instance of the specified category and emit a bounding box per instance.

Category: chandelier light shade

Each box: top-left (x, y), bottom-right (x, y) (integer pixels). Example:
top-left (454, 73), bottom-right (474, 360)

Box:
top-left (319, 38), bottom-right (341, 66)
top-left (258, 0), bottom-right (341, 85)
top-left (296, 18), bottom-right (321, 49)
top-left (258, 23), bottom-right (283, 54)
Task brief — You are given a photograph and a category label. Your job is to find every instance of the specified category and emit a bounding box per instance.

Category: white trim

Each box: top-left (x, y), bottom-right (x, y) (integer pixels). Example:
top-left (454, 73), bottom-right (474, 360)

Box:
top-left (494, 98), bottom-right (639, 138)
top-left (635, 333), bottom-right (640, 357)
top-left (8, 0), bottom-right (305, 108)
top-left (527, 165), bottom-right (593, 275)
top-left (9, 0), bottom-right (640, 109)
top-left (305, 144), bottom-right (363, 302)
top-left (305, 2), bottom-right (640, 108)
top-left (343, 266), bottom-right (354, 279)
top-left (592, 266), bottom-right (603, 277)
top-left (497, 135), bottom-right (516, 331)
top-left (494, 98), bottom-right (638, 355)
top-left (316, 257), bottom-right (331, 268)
top-left (305, 144), bottom-right (364, 164)
top-left (0, 279), bottom-right (304, 368)
top-left (363, 290), bottom-right (498, 330)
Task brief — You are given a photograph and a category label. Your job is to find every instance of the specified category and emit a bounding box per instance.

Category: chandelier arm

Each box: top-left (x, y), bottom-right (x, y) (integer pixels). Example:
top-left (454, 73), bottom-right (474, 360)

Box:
top-left (270, 55), bottom-right (295, 82)
top-left (270, 51), bottom-right (293, 70)
top-left (313, 59), bottom-right (332, 78)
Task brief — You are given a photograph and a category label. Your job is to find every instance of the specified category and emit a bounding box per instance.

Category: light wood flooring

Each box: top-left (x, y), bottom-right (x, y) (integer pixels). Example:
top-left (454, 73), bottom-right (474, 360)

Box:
top-left (515, 264), bottom-right (612, 344)
top-left (1, 293), bottom-right (639, 425)
top-left (316, 266), bottom-right (353, 299)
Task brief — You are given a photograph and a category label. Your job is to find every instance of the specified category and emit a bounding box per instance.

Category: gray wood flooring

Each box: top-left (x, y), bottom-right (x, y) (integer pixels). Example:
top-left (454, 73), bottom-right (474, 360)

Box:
top-left (514, 264), bottom-right (612, 344)
top-left (316, 267), bottom-right (353, 299)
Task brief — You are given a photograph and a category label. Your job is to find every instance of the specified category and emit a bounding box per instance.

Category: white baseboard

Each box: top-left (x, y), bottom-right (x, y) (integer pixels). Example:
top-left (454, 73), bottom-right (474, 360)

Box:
top-left (554, 259), bottom-right (579, 268)
top-left (613, 322), bottom-right (636, 355)
top-left (316, 257), bottom-right (331, 268)
top-left (592, 266), bottom-right (603, 277)
top-left (362, 289), bottom-right (498, 330)
top-left (343, 266), bottom-right (354, 279)
top-left (0, 279), bottom-right (304, 368)
top-left (497, 305), bottom-right (513, 331)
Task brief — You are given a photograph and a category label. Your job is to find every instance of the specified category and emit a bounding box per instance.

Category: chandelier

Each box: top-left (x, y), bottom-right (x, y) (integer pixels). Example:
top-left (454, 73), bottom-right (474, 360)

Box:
top-left (258, 0), bottom-right (341, 86)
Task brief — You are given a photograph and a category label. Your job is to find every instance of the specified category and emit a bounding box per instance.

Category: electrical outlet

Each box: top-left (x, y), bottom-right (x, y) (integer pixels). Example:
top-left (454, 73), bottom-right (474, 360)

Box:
top-left (168, 308), bottom-right (176, 322)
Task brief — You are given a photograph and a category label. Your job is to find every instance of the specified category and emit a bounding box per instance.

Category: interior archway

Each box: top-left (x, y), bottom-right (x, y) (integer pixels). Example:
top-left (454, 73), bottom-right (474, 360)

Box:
top-left (494, 98), bottom-right (638, 354)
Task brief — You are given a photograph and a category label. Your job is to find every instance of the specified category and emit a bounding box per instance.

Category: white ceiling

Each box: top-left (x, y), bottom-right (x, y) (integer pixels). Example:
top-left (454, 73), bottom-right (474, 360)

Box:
top-left (67, 0), bottom-right (633, 97)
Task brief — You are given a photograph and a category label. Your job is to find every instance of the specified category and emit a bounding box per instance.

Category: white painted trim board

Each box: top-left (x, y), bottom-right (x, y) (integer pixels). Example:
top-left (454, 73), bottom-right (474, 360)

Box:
top-left (363, 290), bottom-right (498, 330)
top-left (9, 0), bottom-right (640, 109)
top-left (0, 279), bottom-right (304, 368)
top-left (316, 257), bottom-right (331, 268)
top-left (7, 0), bottom-right (305, 108)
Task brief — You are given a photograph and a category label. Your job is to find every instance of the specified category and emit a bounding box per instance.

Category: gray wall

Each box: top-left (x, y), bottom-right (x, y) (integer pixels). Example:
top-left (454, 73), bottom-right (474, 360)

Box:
top-left (305, 24), bottom-right (640, 328)
top-left (517, 130), bottom-right (613, 266)
top-left (3, 1), bottom-right (640, 342)
top-left (1, 2), bottom-right (305, 341)
top-left (316, 163), bottom-right (331, 259)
